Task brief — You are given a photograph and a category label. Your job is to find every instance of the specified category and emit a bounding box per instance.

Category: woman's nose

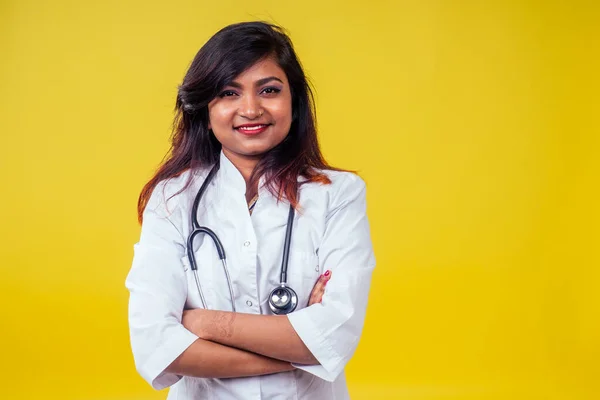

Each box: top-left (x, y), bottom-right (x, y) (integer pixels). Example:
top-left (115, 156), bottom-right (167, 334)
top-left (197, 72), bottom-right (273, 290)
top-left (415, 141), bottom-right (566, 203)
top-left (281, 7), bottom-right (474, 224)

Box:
top-left (238, 94), bottom-right (263, 119)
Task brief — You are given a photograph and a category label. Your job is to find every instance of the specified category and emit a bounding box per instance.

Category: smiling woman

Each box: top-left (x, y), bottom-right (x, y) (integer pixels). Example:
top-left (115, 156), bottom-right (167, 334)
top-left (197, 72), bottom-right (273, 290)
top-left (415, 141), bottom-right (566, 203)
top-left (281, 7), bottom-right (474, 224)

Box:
top-left (126, 21), bottom-right (376, 400)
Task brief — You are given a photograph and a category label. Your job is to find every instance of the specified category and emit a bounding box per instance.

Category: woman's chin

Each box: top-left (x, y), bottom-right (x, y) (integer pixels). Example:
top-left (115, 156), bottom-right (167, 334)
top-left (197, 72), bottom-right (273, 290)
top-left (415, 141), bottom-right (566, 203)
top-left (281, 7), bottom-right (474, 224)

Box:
top-left (238, 144), bottom-right (278, 157)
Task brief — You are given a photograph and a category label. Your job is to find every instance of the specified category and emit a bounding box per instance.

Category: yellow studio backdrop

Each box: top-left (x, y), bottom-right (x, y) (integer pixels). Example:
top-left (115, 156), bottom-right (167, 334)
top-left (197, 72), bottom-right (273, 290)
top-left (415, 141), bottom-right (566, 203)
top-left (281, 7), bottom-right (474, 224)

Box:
top-left (1, 1), bottom-right (598, 399)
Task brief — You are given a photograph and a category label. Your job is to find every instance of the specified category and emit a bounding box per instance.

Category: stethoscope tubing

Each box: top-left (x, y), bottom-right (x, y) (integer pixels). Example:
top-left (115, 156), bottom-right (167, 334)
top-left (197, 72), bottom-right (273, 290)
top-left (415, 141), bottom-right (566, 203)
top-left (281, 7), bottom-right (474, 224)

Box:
top-left (188, 161), bottom-right (296, 314)
top-left (187, 163), bottom-right (236, 312)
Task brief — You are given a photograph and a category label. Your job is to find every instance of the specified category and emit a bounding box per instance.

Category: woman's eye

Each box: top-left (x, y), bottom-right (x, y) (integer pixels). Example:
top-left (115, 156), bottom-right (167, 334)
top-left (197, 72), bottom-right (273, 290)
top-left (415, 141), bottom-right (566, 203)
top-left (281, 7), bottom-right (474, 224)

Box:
top-left (219, 90), bottom-right (237, 98)
top-left (261, 87), bottom-right (281, 95)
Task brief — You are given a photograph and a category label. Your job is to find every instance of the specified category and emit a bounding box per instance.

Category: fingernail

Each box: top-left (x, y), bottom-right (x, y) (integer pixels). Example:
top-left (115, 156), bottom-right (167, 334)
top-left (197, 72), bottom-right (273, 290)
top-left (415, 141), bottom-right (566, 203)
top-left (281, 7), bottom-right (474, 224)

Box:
top-left (324, 270), bottom-right (330, 277)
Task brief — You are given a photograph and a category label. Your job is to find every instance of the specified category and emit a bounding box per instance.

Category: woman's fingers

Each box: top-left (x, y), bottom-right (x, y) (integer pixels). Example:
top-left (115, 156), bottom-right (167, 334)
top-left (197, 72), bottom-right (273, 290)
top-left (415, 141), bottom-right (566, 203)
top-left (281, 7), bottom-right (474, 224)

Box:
top-left (308, 275), bottom-right (324, 306)
top-left (308, 270), bottom-right (331, 306)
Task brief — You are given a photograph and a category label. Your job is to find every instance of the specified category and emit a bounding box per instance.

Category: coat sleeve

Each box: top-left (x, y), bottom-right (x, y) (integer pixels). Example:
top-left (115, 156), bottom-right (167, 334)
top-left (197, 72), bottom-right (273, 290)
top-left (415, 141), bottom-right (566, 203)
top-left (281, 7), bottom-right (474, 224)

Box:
top-left (287, 173), bottom-right (376, 381)
top-left (125, 182), bottom-right (198, 389)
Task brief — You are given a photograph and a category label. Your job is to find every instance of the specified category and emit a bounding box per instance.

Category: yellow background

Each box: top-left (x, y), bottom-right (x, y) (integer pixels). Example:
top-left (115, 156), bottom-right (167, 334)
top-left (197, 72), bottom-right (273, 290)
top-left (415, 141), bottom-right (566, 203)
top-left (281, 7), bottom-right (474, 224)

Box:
top-left (1, 1), bottom-right (598, 399)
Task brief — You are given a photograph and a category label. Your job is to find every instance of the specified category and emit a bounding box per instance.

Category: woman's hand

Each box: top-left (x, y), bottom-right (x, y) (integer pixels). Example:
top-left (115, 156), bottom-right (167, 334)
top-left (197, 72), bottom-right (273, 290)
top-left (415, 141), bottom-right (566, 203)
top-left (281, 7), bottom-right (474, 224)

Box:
top-left (308, 270), bottom-right (331, 306)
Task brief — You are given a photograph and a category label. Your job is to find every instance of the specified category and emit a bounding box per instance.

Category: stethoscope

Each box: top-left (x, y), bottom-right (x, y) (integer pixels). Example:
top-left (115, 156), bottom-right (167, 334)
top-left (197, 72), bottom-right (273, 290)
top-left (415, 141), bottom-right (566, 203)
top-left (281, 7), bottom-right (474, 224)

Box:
top-left (187, 162), bottom-right (298, 315)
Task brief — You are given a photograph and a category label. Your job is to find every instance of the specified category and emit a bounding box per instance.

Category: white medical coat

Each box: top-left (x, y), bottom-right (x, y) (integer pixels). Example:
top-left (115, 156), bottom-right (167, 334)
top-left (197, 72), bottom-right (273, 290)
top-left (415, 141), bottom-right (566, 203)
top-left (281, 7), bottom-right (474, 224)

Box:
top-left (126, 151), bottom-right (376, 399)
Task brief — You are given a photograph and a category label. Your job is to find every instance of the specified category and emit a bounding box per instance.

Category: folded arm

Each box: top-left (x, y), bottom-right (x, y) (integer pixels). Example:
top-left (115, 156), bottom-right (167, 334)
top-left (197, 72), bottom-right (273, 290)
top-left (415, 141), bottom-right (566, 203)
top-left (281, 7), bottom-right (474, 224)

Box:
top-left (165, 337), bottom-right (294, 378)
top-left (182, 308), bottom-right (319, 364)
top-left (169, 269), bottom-right (333, 375)
top-left (182, 174), bottom-right (376, 381)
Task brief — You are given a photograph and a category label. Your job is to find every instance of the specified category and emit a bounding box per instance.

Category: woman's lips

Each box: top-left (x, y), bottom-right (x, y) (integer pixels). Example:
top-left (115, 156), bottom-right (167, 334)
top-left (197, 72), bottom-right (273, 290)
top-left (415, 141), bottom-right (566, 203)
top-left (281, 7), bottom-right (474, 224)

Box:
top-left (235, 124), bottom-right (270, 136)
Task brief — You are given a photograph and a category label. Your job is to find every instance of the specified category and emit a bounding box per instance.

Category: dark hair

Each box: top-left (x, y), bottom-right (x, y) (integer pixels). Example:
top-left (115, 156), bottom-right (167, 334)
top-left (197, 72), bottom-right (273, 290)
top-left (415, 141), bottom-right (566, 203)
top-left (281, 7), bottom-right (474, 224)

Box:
top-left (137, 21), bottom-right (340, 223)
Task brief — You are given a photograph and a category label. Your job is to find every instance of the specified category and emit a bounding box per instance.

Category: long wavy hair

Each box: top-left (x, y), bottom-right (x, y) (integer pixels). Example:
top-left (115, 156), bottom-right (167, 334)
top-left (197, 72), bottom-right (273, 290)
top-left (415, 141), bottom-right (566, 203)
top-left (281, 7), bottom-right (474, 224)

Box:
top-left (138, 21), bottom-right (339, 223)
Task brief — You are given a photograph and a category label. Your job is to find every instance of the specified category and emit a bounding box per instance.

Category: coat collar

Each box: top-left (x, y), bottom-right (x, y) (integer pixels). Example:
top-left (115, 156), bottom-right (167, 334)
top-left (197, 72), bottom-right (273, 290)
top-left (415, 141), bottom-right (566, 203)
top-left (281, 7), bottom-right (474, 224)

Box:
top-left (214, 150), bottom-right (273, 199)
top-left (216, 150), bottom-right (247, 194)
top-left (193, 149), bottom-right (296, 205)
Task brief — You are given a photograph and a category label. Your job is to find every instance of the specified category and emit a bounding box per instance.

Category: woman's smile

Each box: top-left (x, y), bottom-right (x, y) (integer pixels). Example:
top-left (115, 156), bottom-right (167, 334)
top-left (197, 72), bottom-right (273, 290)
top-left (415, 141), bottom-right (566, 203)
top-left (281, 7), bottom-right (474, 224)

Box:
top-left (235, 123), bottom-right (272, 136)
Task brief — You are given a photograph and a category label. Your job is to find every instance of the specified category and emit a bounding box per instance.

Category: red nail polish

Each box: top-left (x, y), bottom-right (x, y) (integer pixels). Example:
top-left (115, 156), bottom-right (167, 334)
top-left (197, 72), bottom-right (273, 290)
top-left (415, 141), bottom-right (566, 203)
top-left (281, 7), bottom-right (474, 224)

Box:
top-left (324, 270), bottom-right (330, 277)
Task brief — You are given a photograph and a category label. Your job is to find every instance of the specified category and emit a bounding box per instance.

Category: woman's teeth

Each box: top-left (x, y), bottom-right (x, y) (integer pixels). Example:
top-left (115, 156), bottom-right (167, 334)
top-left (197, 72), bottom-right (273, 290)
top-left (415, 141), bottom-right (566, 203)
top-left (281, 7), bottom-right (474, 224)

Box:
top-left (237, 125), bottom-right (267, 132)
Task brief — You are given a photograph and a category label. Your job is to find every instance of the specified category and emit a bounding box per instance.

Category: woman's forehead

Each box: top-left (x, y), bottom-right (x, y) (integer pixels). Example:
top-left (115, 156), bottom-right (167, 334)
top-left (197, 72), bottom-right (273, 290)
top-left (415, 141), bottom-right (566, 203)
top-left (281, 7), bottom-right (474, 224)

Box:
top-left (229, 58), bottom-right (287, 85)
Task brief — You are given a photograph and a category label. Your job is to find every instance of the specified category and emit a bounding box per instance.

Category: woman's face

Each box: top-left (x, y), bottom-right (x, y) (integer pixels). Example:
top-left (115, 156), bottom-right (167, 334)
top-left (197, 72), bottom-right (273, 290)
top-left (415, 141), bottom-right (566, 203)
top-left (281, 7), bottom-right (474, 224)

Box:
top-left (208, 57), bottom-right (293, 164)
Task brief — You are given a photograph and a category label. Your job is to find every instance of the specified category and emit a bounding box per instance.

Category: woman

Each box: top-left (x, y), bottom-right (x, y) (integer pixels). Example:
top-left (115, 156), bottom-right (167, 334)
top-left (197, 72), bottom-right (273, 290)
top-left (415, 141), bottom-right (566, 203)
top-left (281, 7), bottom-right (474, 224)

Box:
top-left (126, 21), bottom-right (376, 399)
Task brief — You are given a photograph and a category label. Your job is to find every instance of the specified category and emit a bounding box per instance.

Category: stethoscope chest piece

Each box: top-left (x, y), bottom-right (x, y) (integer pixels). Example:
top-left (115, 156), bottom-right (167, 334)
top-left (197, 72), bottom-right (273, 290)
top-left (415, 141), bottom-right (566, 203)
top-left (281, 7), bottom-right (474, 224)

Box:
top-left (268, 284), bottom-right (298, 315)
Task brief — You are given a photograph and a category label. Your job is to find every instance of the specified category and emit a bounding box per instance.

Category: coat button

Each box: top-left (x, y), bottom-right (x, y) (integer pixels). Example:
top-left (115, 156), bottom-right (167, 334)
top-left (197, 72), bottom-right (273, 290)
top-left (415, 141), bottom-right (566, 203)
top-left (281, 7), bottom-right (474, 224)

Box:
top-left (244, 241), bottom-right (251, 247)
top-left (246, 300), bottom-right (253, 306)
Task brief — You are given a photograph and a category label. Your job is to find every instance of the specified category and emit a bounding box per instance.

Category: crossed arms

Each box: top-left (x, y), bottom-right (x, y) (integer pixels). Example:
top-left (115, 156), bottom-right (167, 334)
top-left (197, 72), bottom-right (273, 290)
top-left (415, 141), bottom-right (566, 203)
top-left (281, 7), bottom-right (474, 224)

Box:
top-left (126, 174), bottom-right (374, 388)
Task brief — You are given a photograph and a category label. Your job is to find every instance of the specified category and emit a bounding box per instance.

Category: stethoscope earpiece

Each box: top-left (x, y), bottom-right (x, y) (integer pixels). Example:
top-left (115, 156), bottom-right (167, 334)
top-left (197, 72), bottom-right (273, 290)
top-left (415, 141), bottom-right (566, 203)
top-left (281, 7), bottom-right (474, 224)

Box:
top-left (268, 284), bottom-right (298, 315)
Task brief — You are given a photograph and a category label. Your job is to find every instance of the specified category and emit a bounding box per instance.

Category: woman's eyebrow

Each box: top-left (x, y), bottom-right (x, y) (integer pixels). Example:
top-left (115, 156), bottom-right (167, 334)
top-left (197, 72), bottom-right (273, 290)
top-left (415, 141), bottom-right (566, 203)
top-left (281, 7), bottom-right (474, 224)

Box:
top-left (226, 76), bottom-right (284, 89)
top-left (255, 76), bottom-right (284, 86)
